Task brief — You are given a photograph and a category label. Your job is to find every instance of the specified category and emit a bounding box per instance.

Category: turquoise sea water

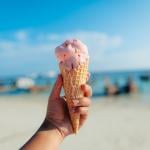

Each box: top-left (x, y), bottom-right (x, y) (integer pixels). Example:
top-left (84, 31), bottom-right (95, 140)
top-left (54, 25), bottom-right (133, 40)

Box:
top-left (90, 70), bottom-right (150, 96)
top-left (0, 70), bottom-right (150, 96)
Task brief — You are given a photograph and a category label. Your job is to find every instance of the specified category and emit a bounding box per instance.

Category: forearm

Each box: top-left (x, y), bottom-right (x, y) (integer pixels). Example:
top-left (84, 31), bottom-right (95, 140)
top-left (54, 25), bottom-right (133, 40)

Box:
top-left (20, 120), bottom-right (63, 150)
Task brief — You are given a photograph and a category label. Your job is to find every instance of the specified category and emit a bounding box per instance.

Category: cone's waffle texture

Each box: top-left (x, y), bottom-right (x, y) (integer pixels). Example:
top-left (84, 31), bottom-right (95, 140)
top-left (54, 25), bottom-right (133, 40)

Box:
top-left (60, 60), bottom-right (88, 133)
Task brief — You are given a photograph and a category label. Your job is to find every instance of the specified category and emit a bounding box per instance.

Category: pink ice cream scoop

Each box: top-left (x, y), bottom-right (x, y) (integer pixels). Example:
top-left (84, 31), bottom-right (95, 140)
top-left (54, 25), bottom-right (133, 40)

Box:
top-left (55, 39), bottom-right (89, 70)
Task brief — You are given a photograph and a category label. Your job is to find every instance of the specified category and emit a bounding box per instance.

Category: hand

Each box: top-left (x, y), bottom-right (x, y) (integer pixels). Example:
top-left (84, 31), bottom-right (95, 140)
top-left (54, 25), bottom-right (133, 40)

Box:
top-left (45, 74), bottom-right (92, 138)
top-left (20, 74), bottom-right (92, 150)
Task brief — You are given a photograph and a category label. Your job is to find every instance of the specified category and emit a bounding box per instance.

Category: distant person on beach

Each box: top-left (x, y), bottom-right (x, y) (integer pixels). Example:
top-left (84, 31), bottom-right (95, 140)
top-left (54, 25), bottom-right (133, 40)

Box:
top-left (20, 75), bottom-right (92, 150)
top-left (0, 80), bottom-right (4, 90)
top-left (123, 76), bottom-right (138, 94)
top-left (104, 76), bottom-right (119, 96)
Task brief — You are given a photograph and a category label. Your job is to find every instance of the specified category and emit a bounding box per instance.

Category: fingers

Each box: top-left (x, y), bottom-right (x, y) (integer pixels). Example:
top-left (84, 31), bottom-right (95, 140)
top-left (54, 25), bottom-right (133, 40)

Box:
top-left (70, 86), bottom-right (92, 128)
top-left (71, 97), bottom-right (91, 128)
top-left (70, 106), bottom-right (89, 127)
top-left (77, 107), bottom-right (89, 128)
top-left (81, 84), bottom-right (92, 97)
top-left (76, 107), bottom-right (88, 115)
top-left (50, 74), bottom-right (63, 100)
top-left (80, 114), bottom-right (88, 127)
top-left (72, 97), bottom-right (91, 107)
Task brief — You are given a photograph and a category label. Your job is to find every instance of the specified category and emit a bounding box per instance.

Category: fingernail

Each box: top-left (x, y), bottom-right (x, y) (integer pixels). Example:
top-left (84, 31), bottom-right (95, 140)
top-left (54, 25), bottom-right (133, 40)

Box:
top-left (70, 108), bottom-right (76, 113)
top-left (72, 100), bottom-right (79, 106)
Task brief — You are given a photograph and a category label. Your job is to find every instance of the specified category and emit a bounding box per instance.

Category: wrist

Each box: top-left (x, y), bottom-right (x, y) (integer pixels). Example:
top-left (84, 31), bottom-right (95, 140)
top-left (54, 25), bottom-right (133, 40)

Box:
top-left (20, 119), bottom-right (64, 150)
top-left (39, 119), bottom-right (64, 144)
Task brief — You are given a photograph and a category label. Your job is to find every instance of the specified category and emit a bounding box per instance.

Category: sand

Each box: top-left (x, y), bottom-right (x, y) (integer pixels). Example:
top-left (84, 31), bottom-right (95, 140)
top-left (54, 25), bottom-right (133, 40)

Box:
top-left (0, 94), bottom-right (150, 150)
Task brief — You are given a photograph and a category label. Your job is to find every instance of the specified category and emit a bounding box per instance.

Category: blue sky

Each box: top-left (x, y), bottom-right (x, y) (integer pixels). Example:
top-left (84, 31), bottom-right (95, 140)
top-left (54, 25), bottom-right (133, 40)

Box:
top-left (0, 0), bottom-right (150, 76)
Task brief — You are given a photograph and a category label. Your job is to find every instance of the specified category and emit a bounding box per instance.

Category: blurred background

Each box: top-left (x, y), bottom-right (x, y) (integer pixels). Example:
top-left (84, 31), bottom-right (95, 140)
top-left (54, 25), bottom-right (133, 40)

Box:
top-left (0, 0), bottom-right (150, 149)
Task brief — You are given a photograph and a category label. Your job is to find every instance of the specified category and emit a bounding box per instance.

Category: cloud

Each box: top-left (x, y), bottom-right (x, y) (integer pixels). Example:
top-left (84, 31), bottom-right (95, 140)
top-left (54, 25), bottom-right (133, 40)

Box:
top-left (0, 30), bottom-right (149, 76)
top-left (15, 30), bottom-right (28, 41)
top-left (96, 48), bottom-right (150, 71)
top-left (35, 31), bottom-right (123, 65)
top-left (39, 31), bottom-right (123, 50)
top-left (0, 40), bottom-right (14, 51)
top-left (0, 30), bottom-right (123, 57)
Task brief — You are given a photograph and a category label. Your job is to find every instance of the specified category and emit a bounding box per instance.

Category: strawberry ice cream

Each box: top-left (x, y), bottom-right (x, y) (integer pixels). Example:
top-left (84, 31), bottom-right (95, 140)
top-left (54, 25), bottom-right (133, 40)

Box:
top-left (55, 39), bottom-right (89, 70)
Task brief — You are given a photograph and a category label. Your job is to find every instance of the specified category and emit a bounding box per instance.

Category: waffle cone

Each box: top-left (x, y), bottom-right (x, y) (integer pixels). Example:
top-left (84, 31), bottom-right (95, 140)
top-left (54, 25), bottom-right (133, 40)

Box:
top-left (60, 60), bottom-right (88, 133)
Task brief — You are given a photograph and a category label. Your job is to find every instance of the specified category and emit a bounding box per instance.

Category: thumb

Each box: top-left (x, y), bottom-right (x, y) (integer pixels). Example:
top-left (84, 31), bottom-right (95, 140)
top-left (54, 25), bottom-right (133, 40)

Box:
top-left (50, 74), bottom-right (63, 100)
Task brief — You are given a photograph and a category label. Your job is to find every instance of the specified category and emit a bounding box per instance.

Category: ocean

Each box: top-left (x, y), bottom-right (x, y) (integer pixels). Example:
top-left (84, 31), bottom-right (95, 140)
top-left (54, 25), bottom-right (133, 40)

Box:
top-left (90, 70), bottom-right (150, 96)
top-left (0, 70), bottom-right (150, 96)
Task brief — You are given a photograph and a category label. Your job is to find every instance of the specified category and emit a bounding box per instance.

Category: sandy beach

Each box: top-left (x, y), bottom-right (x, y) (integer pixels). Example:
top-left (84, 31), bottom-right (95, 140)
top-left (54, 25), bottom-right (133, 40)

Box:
top-left (0, 94), bottom-right (150, 150)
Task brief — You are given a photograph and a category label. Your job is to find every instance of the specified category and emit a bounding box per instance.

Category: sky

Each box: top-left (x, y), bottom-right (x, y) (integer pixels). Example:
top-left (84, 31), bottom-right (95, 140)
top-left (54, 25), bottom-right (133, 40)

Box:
top-left (0, 0), bottom-right (150, 76)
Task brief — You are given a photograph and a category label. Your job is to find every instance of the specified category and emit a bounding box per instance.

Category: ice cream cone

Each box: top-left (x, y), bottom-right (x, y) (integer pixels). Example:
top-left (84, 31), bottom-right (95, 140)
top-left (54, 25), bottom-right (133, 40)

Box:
top-left (60, 60), bottom-right (88, 133)
top-left (55, 39), bottom-right (89, 133)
